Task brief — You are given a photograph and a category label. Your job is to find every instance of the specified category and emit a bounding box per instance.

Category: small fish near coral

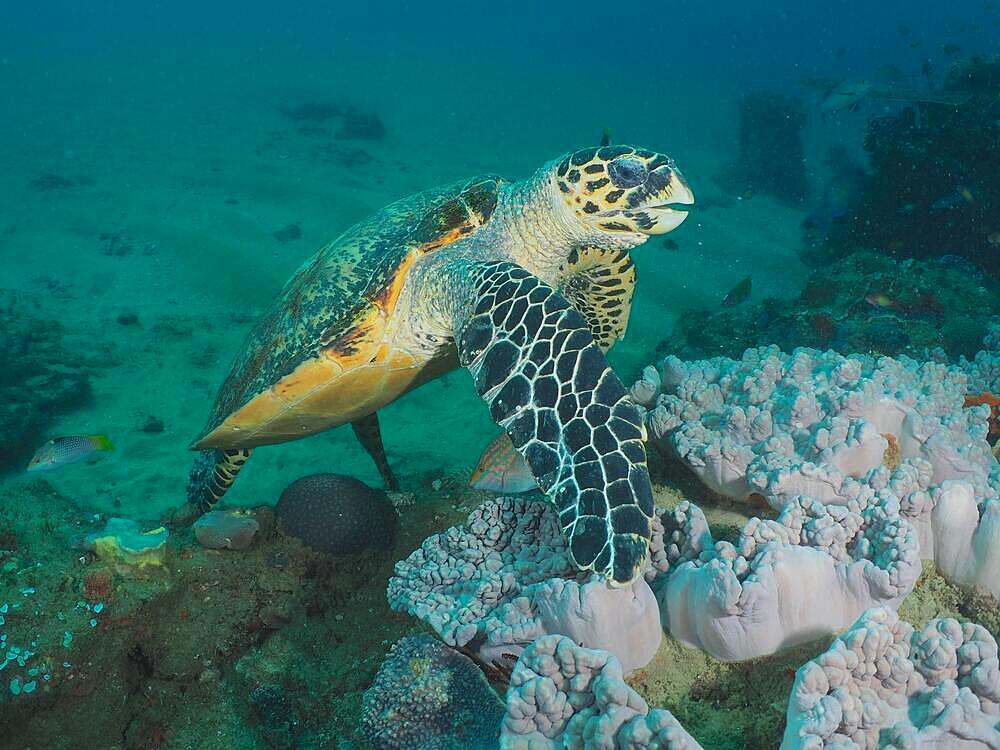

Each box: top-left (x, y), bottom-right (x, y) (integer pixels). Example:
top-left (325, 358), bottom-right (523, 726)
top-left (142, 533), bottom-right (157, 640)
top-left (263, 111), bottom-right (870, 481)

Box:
top-left (469, 433), bottom-right (537, 493)
top-left (27, 435), bottom-right (113, 472)
top-left (722, 275), bottom-right (752, 306)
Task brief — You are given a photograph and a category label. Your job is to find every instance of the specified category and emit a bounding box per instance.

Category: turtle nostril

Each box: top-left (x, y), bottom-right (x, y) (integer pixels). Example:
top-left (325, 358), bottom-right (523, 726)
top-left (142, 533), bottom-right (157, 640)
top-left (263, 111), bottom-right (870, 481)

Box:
top-left (608, 158), bottom-right (648, 189)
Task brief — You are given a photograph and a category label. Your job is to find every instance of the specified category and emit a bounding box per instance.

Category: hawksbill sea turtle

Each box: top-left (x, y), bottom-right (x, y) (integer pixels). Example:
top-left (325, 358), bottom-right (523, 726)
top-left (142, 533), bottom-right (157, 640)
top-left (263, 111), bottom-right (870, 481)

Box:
top-left (187, 145), bottom-right (694, 585)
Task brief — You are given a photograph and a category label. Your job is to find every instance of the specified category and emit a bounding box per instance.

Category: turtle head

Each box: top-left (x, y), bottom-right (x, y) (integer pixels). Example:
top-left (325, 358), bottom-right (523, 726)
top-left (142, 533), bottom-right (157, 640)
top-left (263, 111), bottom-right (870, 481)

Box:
top-left (550, 145), bottom-right (694, 239)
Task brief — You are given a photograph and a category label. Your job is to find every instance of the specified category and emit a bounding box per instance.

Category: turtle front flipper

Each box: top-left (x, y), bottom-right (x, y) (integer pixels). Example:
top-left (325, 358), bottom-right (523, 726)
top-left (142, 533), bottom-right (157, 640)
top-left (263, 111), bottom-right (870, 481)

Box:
top-left (455, 261), bottom-right (653, 585)
top-left (186, 448), bottom-right (252, 511)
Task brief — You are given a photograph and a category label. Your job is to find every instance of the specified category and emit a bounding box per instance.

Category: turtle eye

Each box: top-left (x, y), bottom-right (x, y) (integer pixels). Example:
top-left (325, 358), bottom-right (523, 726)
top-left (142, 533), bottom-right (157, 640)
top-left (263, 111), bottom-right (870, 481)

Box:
top-left (608, 158), bottom-right (647, 188)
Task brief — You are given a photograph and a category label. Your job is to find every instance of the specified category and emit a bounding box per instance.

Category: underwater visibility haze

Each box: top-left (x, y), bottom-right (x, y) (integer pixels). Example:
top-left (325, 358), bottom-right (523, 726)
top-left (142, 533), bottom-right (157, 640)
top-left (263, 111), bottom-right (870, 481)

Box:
top-left (2, 1), bottom-right (1000, 748)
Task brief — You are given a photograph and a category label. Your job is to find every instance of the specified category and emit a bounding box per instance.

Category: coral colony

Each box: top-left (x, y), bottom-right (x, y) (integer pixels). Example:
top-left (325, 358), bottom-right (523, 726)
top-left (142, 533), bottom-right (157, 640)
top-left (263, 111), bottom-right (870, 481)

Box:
top-left (369, 334), bottom-right (1000, 747)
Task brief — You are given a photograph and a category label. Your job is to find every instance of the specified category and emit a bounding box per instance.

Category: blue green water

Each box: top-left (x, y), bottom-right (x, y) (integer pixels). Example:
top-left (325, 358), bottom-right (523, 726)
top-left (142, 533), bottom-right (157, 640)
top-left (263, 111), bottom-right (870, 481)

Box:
top-left (1, 1), bottom-right (999, 747)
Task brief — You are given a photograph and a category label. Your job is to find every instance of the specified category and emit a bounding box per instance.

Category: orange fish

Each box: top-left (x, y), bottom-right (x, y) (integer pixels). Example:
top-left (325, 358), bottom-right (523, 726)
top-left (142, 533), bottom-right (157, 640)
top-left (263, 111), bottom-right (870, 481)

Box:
top-left (469, 433), bottom-right (537, 493)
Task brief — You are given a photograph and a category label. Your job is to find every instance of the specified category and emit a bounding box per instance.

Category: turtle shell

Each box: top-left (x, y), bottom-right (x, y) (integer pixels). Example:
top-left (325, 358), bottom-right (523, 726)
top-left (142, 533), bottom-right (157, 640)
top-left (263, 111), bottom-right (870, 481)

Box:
top-left (193, 175), bottom-right (504, 449)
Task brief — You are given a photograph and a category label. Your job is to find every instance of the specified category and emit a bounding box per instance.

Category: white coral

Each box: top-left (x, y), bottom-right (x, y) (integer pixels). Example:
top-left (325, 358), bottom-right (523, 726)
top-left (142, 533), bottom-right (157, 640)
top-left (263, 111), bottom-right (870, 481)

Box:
top-left (657, 493), bottom-right (920, 662)
top-left (387, 496), bottom-right (661, 672)
top-left (781, 606), bottom-right (1000, 749)
top-left (500, 635), bottom-right (702, 750)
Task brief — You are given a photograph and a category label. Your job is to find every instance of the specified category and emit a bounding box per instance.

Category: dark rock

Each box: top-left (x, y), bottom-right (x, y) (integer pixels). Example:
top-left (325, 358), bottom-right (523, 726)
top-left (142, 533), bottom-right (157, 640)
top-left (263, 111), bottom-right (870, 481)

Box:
top-left (0, 305), bottom-right (92, 469)
top-left (336, 107), bottom-right (386, 141)
top-left (251, 684), bottom-right (301, 750)
top-left (276, 474), bottom-right (397, 556)
top-left (117, 312), bottom-right (140, 326)
top-left (279, 101), bottom-right (345, 123)
top-left (29, 174), bottom-right (77, 191)
top-left (273, 223), bottom-right (302, 243)
top-left (714, 91), bottom-right (809, 205)
top-left (138, 415), bottom-right (165, 434)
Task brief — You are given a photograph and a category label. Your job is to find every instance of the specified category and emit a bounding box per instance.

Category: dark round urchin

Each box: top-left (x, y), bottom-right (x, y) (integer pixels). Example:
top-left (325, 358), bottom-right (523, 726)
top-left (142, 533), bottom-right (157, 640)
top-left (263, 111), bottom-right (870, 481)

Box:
top-left (275, 473), bottom-right (397, 556)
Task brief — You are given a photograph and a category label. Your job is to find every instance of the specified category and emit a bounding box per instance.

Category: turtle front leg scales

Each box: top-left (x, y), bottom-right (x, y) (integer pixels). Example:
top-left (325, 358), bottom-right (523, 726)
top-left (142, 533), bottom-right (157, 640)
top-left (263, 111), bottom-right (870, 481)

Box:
top-left (455, 260), bottom-right (653, 585)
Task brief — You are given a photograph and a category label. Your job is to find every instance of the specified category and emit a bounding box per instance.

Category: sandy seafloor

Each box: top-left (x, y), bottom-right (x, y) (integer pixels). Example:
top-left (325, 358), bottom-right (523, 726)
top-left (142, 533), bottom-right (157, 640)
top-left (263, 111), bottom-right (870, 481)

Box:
top-left (0, 48), bottom-right (895, 748)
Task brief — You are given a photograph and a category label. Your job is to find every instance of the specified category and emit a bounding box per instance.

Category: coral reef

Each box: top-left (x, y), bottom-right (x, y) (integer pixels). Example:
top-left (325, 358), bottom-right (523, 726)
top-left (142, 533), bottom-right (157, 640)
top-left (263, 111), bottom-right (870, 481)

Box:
top-left (276, 473), bottom-right (398, 556)
top-left (0, 477), bottom-right (430, 748)
top-left (636, 346), bottom-right (992, 510)
top-left (360, 634), bottom-right (503, 750)
top-left (655, 495), bottom-right (919, 661)
top-left (502, 634), bottom-right (702, 749)
top-left (714, 91), bottom-right (809, 205)
top-left (805, 55), bottom-right (1000, 274)
top-left (635, 344), bottom-right (1000, 617)
top-left (660, 252), bottom-right (1000, 360)
top-left (886, 473), bottom-right (1000, 599)
top-left (781, 606), bottom-right (1000, 749)
top-left (387, 496), bottom-right (661, 673)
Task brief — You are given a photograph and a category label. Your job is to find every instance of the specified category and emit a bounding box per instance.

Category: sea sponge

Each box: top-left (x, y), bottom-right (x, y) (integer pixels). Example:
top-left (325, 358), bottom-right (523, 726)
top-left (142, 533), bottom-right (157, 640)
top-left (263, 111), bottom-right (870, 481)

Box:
top-left (80, 517), bottom-right (169, 569)
top-left (193, 510), bottom-right (260, 551)
top-left (361, 635), bottom-right (503, 750)
top-left (275, 473), bottom-right (397, 556)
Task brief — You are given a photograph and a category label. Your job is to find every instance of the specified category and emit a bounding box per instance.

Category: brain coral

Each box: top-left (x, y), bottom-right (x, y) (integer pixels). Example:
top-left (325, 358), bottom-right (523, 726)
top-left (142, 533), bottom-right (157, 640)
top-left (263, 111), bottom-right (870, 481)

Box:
top-left (361, 634), bottom-right (503, 750)
top-left (275, 473), bottom-right (397, 556)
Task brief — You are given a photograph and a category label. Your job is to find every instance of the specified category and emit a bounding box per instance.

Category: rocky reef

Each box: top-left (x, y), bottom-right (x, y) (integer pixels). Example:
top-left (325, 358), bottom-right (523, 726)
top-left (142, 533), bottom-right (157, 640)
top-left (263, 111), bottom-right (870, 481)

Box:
top-left (662, 252), bottom-right (1000, 360)
top-left (804, 55), bottom-right (1000, 274)
top-left (714, 91), bottom-right (810, 205)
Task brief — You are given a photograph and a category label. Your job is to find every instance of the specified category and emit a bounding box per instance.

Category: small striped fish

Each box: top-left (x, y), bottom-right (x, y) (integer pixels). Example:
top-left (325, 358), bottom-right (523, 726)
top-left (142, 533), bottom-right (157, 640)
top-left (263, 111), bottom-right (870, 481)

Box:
top-left (27, 435), bottom-right (114, 472)
top-left (469, 433), bottom-right (537, 494)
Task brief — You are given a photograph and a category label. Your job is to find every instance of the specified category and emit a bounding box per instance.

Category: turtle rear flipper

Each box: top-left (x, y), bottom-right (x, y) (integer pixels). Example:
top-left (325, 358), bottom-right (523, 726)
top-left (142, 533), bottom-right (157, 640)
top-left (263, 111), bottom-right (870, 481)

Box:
top-left (187, 412), bottom-right (399, 512)
top-left (351, 412), bottom-right (399, 491)
top-left (187, 448), bottom-right (252, 511)
top-left (456, 261), bottom-right (653, 585)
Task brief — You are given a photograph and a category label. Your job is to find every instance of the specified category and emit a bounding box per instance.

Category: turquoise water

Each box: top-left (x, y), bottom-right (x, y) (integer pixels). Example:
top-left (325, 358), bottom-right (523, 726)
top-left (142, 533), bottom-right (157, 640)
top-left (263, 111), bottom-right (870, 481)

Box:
top-left (2, 2), bottom-right (999, 748)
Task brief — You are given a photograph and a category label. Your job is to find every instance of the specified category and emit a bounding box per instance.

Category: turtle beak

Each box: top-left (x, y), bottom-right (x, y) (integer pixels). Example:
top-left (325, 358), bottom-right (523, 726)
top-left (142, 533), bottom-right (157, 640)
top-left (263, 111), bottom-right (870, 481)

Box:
top-left (644, 175), bottom-right (695, 235)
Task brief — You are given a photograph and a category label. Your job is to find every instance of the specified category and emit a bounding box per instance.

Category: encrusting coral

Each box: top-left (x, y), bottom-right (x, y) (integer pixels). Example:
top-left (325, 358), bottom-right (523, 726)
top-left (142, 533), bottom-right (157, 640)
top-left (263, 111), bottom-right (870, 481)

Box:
top-left (360, 634), bottom-right (504, 750)
top-left (781, 606), bottom-right (1000, 749)
top-left (387, 496), bottom-right (662, 673)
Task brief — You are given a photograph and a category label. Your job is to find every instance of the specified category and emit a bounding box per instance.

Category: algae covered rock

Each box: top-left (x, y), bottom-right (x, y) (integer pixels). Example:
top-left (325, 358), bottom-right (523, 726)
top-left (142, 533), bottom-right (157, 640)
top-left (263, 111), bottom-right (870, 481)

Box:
top-left (276, 473), bottom-right (397, 556)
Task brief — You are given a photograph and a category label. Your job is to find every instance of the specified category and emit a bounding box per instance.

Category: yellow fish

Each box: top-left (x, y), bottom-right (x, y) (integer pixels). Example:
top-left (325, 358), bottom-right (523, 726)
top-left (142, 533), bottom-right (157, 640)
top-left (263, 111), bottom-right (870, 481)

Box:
top-left (27, 435), bottom-right (113, 472)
